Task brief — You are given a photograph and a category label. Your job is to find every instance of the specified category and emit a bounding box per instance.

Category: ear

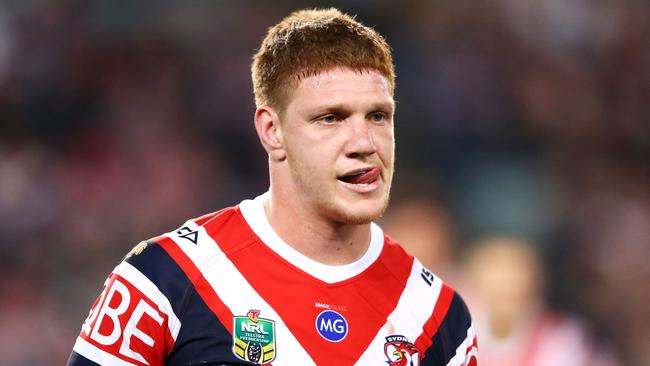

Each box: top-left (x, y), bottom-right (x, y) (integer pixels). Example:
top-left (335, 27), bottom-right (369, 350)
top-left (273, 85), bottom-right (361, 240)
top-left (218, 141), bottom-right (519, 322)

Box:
top-left (254, 106), bottom-right (286, 161)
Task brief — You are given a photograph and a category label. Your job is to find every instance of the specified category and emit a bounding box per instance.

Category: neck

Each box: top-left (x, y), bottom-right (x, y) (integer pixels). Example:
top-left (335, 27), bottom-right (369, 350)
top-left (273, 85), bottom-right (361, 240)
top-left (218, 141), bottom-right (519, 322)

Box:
top-left (263, 188), bottom-right (371, 266)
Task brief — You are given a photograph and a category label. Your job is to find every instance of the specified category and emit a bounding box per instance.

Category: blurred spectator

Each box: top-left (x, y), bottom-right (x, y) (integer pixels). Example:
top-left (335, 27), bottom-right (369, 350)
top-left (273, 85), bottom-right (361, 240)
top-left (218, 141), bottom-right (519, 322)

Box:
top-left (462, 236), bottom-right (620, 366)
top-left (383, 196), bottom-right (458, 284)
top-left (554, 156), bottom-right (650, 365)
top-left (0, 277), bottom-right (71, 365)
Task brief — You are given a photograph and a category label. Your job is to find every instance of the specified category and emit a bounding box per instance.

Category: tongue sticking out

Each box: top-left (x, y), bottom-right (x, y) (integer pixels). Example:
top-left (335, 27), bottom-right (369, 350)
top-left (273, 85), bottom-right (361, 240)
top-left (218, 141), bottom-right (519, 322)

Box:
top-left (342, 167), bottom-right (380, 184)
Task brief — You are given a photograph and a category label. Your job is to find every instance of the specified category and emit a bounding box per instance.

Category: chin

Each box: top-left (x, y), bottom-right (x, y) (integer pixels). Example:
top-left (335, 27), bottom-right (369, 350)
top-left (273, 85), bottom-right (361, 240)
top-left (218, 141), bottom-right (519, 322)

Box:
top-left (334, 212), bottom-right (377, 225)
top-left (327, 197), bottom-right (390, 225)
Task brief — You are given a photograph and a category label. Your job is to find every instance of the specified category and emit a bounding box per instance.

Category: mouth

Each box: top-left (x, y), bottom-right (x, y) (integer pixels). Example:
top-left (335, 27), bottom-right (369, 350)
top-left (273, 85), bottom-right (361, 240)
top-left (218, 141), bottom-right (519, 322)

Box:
top-left (337, 167), bottom-right (381, 187)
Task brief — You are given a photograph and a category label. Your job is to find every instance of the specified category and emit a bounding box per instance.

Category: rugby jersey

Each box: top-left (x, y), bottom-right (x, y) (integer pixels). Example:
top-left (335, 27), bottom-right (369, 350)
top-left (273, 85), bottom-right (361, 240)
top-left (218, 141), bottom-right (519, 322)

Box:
top-left (68, 193), bottom-right (477, 365)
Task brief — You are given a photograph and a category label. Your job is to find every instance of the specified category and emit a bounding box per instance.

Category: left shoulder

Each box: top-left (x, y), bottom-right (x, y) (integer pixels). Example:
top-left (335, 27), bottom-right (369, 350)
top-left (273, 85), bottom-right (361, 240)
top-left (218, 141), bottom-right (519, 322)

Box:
top-left (381, 234), bottom-right (447, 297)
top-left (381, 235), bottom-right (478, 365)
top-left (414, 264), bottom-right (477, 366)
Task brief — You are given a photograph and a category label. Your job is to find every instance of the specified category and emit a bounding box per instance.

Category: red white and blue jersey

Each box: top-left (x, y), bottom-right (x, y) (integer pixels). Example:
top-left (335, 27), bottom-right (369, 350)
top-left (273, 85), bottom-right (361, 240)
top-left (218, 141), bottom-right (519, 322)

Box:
top-left (68, 194), bottom-right (478, 366)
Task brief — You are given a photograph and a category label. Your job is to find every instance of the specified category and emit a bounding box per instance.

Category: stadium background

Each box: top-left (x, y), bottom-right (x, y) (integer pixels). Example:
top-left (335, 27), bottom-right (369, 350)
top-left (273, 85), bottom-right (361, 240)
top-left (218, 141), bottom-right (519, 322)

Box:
top-left (0, 1), bottom-right (648, 364)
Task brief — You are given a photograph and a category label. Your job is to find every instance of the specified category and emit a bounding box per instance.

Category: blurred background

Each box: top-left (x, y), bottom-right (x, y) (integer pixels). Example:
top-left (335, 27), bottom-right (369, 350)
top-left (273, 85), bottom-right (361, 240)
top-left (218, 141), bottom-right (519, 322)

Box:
top-left (0, 0), bottom-right (648, 365)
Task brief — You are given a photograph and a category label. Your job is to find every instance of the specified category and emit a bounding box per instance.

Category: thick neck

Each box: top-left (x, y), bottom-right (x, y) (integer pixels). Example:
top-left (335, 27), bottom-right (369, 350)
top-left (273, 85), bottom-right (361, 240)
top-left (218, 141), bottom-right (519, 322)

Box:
top-left (264, 185), bottom-right (371, 266)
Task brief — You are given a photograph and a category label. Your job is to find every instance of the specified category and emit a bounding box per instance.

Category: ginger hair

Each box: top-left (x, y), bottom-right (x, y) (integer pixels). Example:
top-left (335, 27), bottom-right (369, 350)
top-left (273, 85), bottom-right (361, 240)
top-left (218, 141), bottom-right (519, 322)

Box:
top-left (252, 8), bottom-right (395, 111)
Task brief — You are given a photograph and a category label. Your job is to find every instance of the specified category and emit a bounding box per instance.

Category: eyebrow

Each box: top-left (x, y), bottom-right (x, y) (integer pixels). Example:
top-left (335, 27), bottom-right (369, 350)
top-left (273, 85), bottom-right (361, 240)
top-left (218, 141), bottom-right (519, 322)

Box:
top-left (309, 101), bottom-right (395, 116)
top-left (369, 101), bottom-right (396, 112)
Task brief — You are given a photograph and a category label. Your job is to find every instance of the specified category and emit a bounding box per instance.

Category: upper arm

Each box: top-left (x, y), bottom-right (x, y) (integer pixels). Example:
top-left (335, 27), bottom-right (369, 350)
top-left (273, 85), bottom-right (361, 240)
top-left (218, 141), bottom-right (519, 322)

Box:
top-left (422, 291), bottom-right (478, 366)
top-left (68, 241), bottom-right (185, 366)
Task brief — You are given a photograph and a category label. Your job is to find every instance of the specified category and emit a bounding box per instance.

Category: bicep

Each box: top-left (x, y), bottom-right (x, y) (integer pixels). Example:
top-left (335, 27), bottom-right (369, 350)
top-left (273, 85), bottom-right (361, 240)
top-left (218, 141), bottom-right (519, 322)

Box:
top-left (68, 259), bottom-right (180, 366)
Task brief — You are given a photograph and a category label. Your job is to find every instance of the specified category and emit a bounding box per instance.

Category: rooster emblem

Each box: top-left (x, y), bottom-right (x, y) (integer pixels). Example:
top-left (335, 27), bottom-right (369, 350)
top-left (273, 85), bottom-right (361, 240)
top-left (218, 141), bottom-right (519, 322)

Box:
top-left (384, 335), bottom-right (420, 366)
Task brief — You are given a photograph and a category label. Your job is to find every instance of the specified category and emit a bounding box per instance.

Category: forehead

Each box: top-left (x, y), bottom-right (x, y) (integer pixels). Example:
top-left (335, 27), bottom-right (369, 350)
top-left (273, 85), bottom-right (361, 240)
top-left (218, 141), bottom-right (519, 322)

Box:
top-left (286, 68), bottom-right (394, 113)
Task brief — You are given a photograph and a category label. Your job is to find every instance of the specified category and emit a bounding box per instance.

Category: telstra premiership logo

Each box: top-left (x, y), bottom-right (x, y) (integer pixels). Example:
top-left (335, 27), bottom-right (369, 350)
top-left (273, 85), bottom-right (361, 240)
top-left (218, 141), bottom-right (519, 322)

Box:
top-left (233, 310), bottom-right (276, 364)
top-left (315, 310), bottom-right (348, 342)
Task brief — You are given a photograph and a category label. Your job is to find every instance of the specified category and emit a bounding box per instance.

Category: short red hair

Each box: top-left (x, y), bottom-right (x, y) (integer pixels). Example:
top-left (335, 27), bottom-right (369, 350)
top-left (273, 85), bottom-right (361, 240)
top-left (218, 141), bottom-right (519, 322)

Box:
top-left (252, 8), bottom-right (395, 111)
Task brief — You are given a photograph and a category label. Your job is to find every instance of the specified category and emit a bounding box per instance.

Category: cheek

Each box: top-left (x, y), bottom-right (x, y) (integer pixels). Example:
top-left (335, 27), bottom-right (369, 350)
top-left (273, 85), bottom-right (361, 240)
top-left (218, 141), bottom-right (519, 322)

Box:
top-left (376, 130), bottom-right (395, 161)
top-left (290, 132), bottom-right (342, 164)
top-left (285, 139), bottom-right (330, 177)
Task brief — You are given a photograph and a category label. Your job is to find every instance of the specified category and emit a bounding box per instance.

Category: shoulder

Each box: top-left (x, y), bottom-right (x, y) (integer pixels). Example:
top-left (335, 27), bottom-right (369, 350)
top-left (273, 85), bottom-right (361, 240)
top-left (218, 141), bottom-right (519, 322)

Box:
top-left (377, 234), bottom-right (417, 278)
top-left (105, 205), bottom-right (241, 308)
top-left (68, 206), bottom-right (242, 366)
top-left (380, 234), bottom-right (445, 298)
top-left (381, 235), bottom-right (478, 366)
top-left (123, 204), bottom-right (244, 281)
top-left (413, 265), bottom-right (477, 365)
top-left (380, 233), bottom-right (473, 333)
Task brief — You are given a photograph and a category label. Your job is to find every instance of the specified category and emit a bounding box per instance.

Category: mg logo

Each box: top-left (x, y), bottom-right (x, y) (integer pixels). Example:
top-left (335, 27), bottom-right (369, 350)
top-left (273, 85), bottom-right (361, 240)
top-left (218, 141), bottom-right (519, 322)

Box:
top-left (315, 310), bottom-right (348, 342)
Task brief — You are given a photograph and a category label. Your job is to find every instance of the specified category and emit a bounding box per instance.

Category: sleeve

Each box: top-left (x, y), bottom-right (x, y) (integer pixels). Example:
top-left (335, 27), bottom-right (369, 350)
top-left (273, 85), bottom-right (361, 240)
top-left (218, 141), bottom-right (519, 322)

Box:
top-left (422, 289), bottom-right (478, 366)
top-left (67, 241), bottom-right (184, 366)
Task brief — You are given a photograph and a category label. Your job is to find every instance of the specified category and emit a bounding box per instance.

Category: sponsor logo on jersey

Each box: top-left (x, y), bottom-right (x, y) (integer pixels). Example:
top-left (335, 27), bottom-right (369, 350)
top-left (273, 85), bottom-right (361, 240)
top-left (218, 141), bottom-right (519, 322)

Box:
top-left (80, 275), bottom-right (168, 365)
top-left (314, 301), bottom-right (347, 311)
top-left (420, 267), bottom-right (435, 286)
top-left (315, 310), bottom-right (348, 342)
top-left (384, 335), bottom-right (421, 366)
top-left (176, 226), bottom-right (199, 244)
top-left (233, 310), bottom-right (276, 364)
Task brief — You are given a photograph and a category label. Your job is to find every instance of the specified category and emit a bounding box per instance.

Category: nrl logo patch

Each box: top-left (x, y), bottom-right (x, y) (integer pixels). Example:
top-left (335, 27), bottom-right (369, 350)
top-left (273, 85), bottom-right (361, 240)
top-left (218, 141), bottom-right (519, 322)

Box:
top-left (384, 335), bottom-right (421, 366)
top-left (233, 310), bottom-right (276, 364)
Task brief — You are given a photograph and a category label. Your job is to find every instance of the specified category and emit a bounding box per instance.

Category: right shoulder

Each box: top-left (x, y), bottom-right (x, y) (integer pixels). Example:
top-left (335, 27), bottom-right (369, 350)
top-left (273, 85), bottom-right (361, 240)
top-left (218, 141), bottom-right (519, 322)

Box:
top-left (124, 205), bottom-right (242, 287)
top-left (68, 206), bottom-right (244, 366)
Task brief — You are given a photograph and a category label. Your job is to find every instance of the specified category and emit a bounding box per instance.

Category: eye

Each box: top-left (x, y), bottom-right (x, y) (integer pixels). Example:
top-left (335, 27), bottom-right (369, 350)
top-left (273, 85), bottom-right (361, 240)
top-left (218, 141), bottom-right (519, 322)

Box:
top-left (319, 114), bottom-right (340, 124)
top-left (369, 111), bottom-right (387, 122)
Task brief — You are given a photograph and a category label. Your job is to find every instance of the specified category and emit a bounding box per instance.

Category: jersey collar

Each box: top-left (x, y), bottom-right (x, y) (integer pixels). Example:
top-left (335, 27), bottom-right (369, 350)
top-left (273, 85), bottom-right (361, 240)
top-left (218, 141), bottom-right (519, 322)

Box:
top-left (239, 192), bottom-right (385, 284)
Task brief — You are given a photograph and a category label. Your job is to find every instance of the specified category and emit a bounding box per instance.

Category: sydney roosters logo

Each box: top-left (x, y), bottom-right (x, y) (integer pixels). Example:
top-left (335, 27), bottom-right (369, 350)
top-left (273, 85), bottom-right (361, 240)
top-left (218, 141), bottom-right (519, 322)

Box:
top-left (384, 335), bottom-right (421, 366)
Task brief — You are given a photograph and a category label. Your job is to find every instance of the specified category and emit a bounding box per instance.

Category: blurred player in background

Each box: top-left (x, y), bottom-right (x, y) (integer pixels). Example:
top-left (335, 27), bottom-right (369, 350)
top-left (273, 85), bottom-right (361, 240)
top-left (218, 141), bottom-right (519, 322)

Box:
top-left (383, 196), bottom-right (458, 284)
top-left (67, 8), bottom-right (477, 366)
top-left (462, 236), bottom-right (618, 366)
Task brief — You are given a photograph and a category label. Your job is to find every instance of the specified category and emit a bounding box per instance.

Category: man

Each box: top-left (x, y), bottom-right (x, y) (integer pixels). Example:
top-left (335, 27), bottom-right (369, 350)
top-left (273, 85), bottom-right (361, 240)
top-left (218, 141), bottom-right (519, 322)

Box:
top-left (68, 8), bottom-right (477, 366)
top-left (463, 236), bottom-right (618, 366)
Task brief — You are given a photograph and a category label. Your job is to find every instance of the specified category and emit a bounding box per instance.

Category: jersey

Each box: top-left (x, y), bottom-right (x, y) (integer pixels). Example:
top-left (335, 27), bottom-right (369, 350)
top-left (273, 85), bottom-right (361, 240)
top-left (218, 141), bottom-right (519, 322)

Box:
top-left (67, 193), bottom-right (478, 366)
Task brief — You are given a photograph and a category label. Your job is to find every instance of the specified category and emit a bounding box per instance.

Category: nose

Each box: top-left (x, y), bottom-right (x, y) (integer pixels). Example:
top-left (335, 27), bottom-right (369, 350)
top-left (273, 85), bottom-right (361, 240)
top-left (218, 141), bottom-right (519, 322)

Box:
top-left (344, 117), bottom-right (376, 159)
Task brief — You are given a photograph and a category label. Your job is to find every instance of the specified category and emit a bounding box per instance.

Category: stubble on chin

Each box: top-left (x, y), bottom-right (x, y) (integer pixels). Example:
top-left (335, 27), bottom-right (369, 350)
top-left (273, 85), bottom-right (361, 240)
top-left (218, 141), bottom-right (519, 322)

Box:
top-left (320, 193), bottom-right (391, 225)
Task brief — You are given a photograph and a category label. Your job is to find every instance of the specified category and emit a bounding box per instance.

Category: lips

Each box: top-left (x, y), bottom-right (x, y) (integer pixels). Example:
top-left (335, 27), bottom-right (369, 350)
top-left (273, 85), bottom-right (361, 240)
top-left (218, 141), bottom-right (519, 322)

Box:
top-left (338, 167), bottom-right (381, 185)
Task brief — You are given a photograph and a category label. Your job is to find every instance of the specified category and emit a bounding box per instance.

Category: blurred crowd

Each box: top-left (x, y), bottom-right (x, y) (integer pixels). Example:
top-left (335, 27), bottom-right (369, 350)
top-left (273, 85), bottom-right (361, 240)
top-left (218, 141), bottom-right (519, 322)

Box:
top-left (0, 1), bottom-right (648, 365)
